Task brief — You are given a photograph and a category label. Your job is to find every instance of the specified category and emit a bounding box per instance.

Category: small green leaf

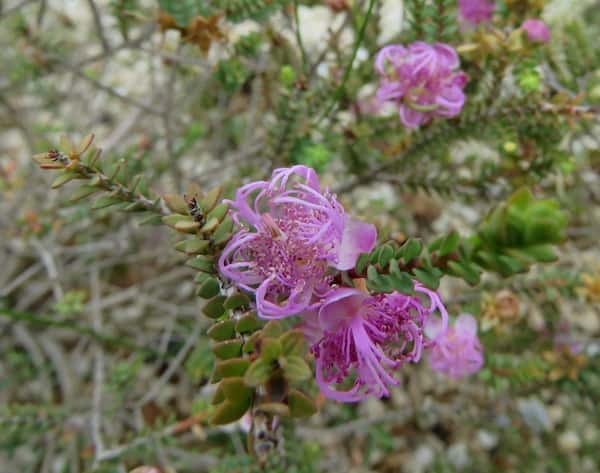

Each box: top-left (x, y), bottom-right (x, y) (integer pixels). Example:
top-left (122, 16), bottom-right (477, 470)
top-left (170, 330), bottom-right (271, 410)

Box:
top-left (202, 295), bottom-right (226, 319)
top-left (261, 321), bottom-right (283, 338)
top-left (207, 203), bottom-right (229, 222)
top-left (281, 355), bottom-right (311, 382)
top-left (256, 402), bottom-right (290, 417)
top-left (200, 217), bottom-right (219, 233)
top-left (51, 172), bottom-right (76, 189)
top-left (207, 320), bottom-right (236, 341)
top-left (212, 339), bottom-right (243, 359)
top-left (175, 239), bottom-right (211, 255)
top-left (91, 195), bottom-right (122, 210)
top-left (235, 312), bottom-right (262, 333)
top-left (438, 231), bottom-right (460, 257)
top-left (355, 253), bottom-right (370, 275)
top-left (288, 389), bottom-right (317, 418)
top-left (378, 244), bottom-right (394, 269)
top-left (224, 292), bottom-right (250, 310)
top-left (214, 358), bottom-right (250, 381)
top-left (175, 220), bottom-right (201, 233)
top-left (389, 272), bottom-right (415, 294)
top-left (200, 187), bottom-right (223, 213)
top-left (163, 193), bottom-right (189, 214)
top-left (260, 338), bottom-right (282, 362)
top-left (196, 278), bottom-right (221, 299)
top-left (398, 239), bottom-right (422, 263)
top-left (210, 399), bottom-right (250, 425)
top-left (70, 185), bottom-right (98, 202)
top-left (244, 358), bottom-right (273, 386)
top-left (220, 377), bottom-right (253, 405)
top-left (187, 255), bottom-right (215, 273)
top-left (279, 330), bottom-right (306, 357)
top-left (162, 214), bottom-right (192, 228)
top-left (412, 268), bottom-right (440, 290)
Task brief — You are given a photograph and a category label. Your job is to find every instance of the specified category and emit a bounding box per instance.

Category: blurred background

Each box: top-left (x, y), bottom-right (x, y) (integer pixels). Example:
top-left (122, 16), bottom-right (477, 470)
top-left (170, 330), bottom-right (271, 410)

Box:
top-left (1, 0), bottom-right (600, 472)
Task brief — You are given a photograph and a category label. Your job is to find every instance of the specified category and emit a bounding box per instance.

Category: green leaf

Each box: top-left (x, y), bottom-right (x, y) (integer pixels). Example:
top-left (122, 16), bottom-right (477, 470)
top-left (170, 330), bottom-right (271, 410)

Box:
top-left (91, 195), bottom-right (122, 210)
top-left (70, 185), bottom-right (98, 202)
top-left (202, 295), bottom-right (226, 319)
top-left (162, 214), bottom-right (192, 228)
top-left (281, 355), bottom-right (311, 382)
top-left (279, 330), bottom-right (306, 357)
top-left (196, 278), bottom-right (221, 299)
top-left (212, 340), bottom-right (243, 359)
top-left (355, 253), bottom-right (370, 275)
top-left (220, 377), bottom-right (253, 405)
top-left (207, 203), bottom-right (229, 222)
top-left (175, 239), bottom-right (211, 255)
top-left (255, 402), bottom-right (290, 417)
top-left (210, 399), bottom-right (250, 425)
top-left (288, 389), bottom-right (317, 418)
top-left (235, 312), bottom-right (262, 333)
top-left (378, 244), bottom-right (394, 269)
top-left (207, 320), bottom-right (236, 341)
top-left (186, 255), bottom-right (215, 273)
top-left (412, 268), bottom-right (440, 290)
top-left (175, 220), bottom-right (201, 233)
top-left (51, 172), bottom-right (77, 189)
top-left (261, 321), bottom-right (283, 338)
top-left (200, 187), bottom-right (223, 213)
top-left (438, 231), bottom-right (460, 257)
top-left (224, 292), bottom-right (250, 310)
top-left (214, 358), bottom-right (250, 382)
top-left (389, 272), bottom-right (415, 294)
top-left (163, 193), bottom-right (189, 214)
top-left (398, 239), bottom-right (422, 263)
top-left (244, 358), bottom-right (273, 386)
top-left (260, 338), bottom-right (282, 362)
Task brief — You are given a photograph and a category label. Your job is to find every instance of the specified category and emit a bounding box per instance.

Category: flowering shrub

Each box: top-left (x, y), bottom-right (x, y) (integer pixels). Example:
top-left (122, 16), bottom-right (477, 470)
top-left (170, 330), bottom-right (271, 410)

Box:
top-left (3, 0), bottom-right (600, 471)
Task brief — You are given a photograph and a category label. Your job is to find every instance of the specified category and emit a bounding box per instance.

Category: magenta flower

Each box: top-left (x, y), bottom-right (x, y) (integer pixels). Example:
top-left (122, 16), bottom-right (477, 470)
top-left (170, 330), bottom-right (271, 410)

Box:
top-left (306, 284), bottom-right (448, 402)
top-left (374, 42), bottom-right (468, 128)
top-left (458, 0), bottom-right (495, 25)
top-left (218, 166), bottom-right (377, 319)
top-left (522, 19), bottom-right (551, 44)
top-left (427, 314), bottom-right (484, 379)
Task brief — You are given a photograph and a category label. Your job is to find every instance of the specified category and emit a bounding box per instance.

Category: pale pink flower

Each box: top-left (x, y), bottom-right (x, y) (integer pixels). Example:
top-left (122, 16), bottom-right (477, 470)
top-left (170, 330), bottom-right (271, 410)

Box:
top-left (458, 0), bottom-right (495, 25)
top-left (374, 42), bottom-right (468, 128)
top-left (428, 314), bottom-right (484, 378)
top-left (522, 19), bottom-right (551, 44)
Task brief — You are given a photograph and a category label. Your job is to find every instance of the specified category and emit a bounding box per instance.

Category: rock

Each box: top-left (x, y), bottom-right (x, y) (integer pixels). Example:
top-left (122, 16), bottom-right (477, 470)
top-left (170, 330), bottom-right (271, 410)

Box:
top-left (447, 442), bottom-right (470, 469)
top-left (476, 430), bottom-right (499, 450)
top-left (557, 431), bottom-right (581, 453)
top-left (517, 398), bottom-right (551, 433)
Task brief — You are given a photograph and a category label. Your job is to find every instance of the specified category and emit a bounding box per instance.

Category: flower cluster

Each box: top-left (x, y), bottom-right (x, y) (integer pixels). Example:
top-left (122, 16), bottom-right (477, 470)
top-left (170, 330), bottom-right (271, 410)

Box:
top-left (458, 0), bottom-right (495, 25)
top-left (427, 314), bottom-right (484, 379)
top-left (374, 42), bottom-right (468, 128)
top-left (219, 166), bottom-right (484, 402)
top-left (522, 19), bottom-right (551, 44)
top-left (219, 165), bottom-right (377, 319)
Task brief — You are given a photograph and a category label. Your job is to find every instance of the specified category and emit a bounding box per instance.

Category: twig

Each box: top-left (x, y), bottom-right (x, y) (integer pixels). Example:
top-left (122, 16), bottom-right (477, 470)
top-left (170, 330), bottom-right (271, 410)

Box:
top-left (86, 0), bottom-right (110, 53)
top-left (135, 320), bottom-right (202, 407)
top-left (31, 237), bottom-right (64, 301)
top-left (316, 0), bottom-right (377, 125)
top-left (90, 267), bottom-right (106, 463)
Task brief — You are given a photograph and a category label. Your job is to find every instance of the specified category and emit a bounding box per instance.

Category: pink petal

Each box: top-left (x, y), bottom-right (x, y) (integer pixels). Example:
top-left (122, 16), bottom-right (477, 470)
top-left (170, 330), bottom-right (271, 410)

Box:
top-left (318, 288), bottom-right (367, 331)
top-left (334, 216), bottom-right (377, 271)
top-left (399, 105), bottom-right (427, 128)
top-left (454, 314), bottom-right (478, 336)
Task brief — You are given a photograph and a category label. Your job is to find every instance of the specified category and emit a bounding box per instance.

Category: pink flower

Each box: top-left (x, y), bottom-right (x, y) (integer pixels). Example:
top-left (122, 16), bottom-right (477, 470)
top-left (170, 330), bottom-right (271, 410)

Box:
top-left (522, 19), bottom-right (551, 44)
top-left (374, 42), bottom-right (468, 128)
top-left (458, 0), bottom-right (495, 25)
top-left (427, 314), bottom-right (484, 379)
top-left (218, 166), bottom-right (377, 319)
top-left (306, 284), bottom-right (448, 402)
